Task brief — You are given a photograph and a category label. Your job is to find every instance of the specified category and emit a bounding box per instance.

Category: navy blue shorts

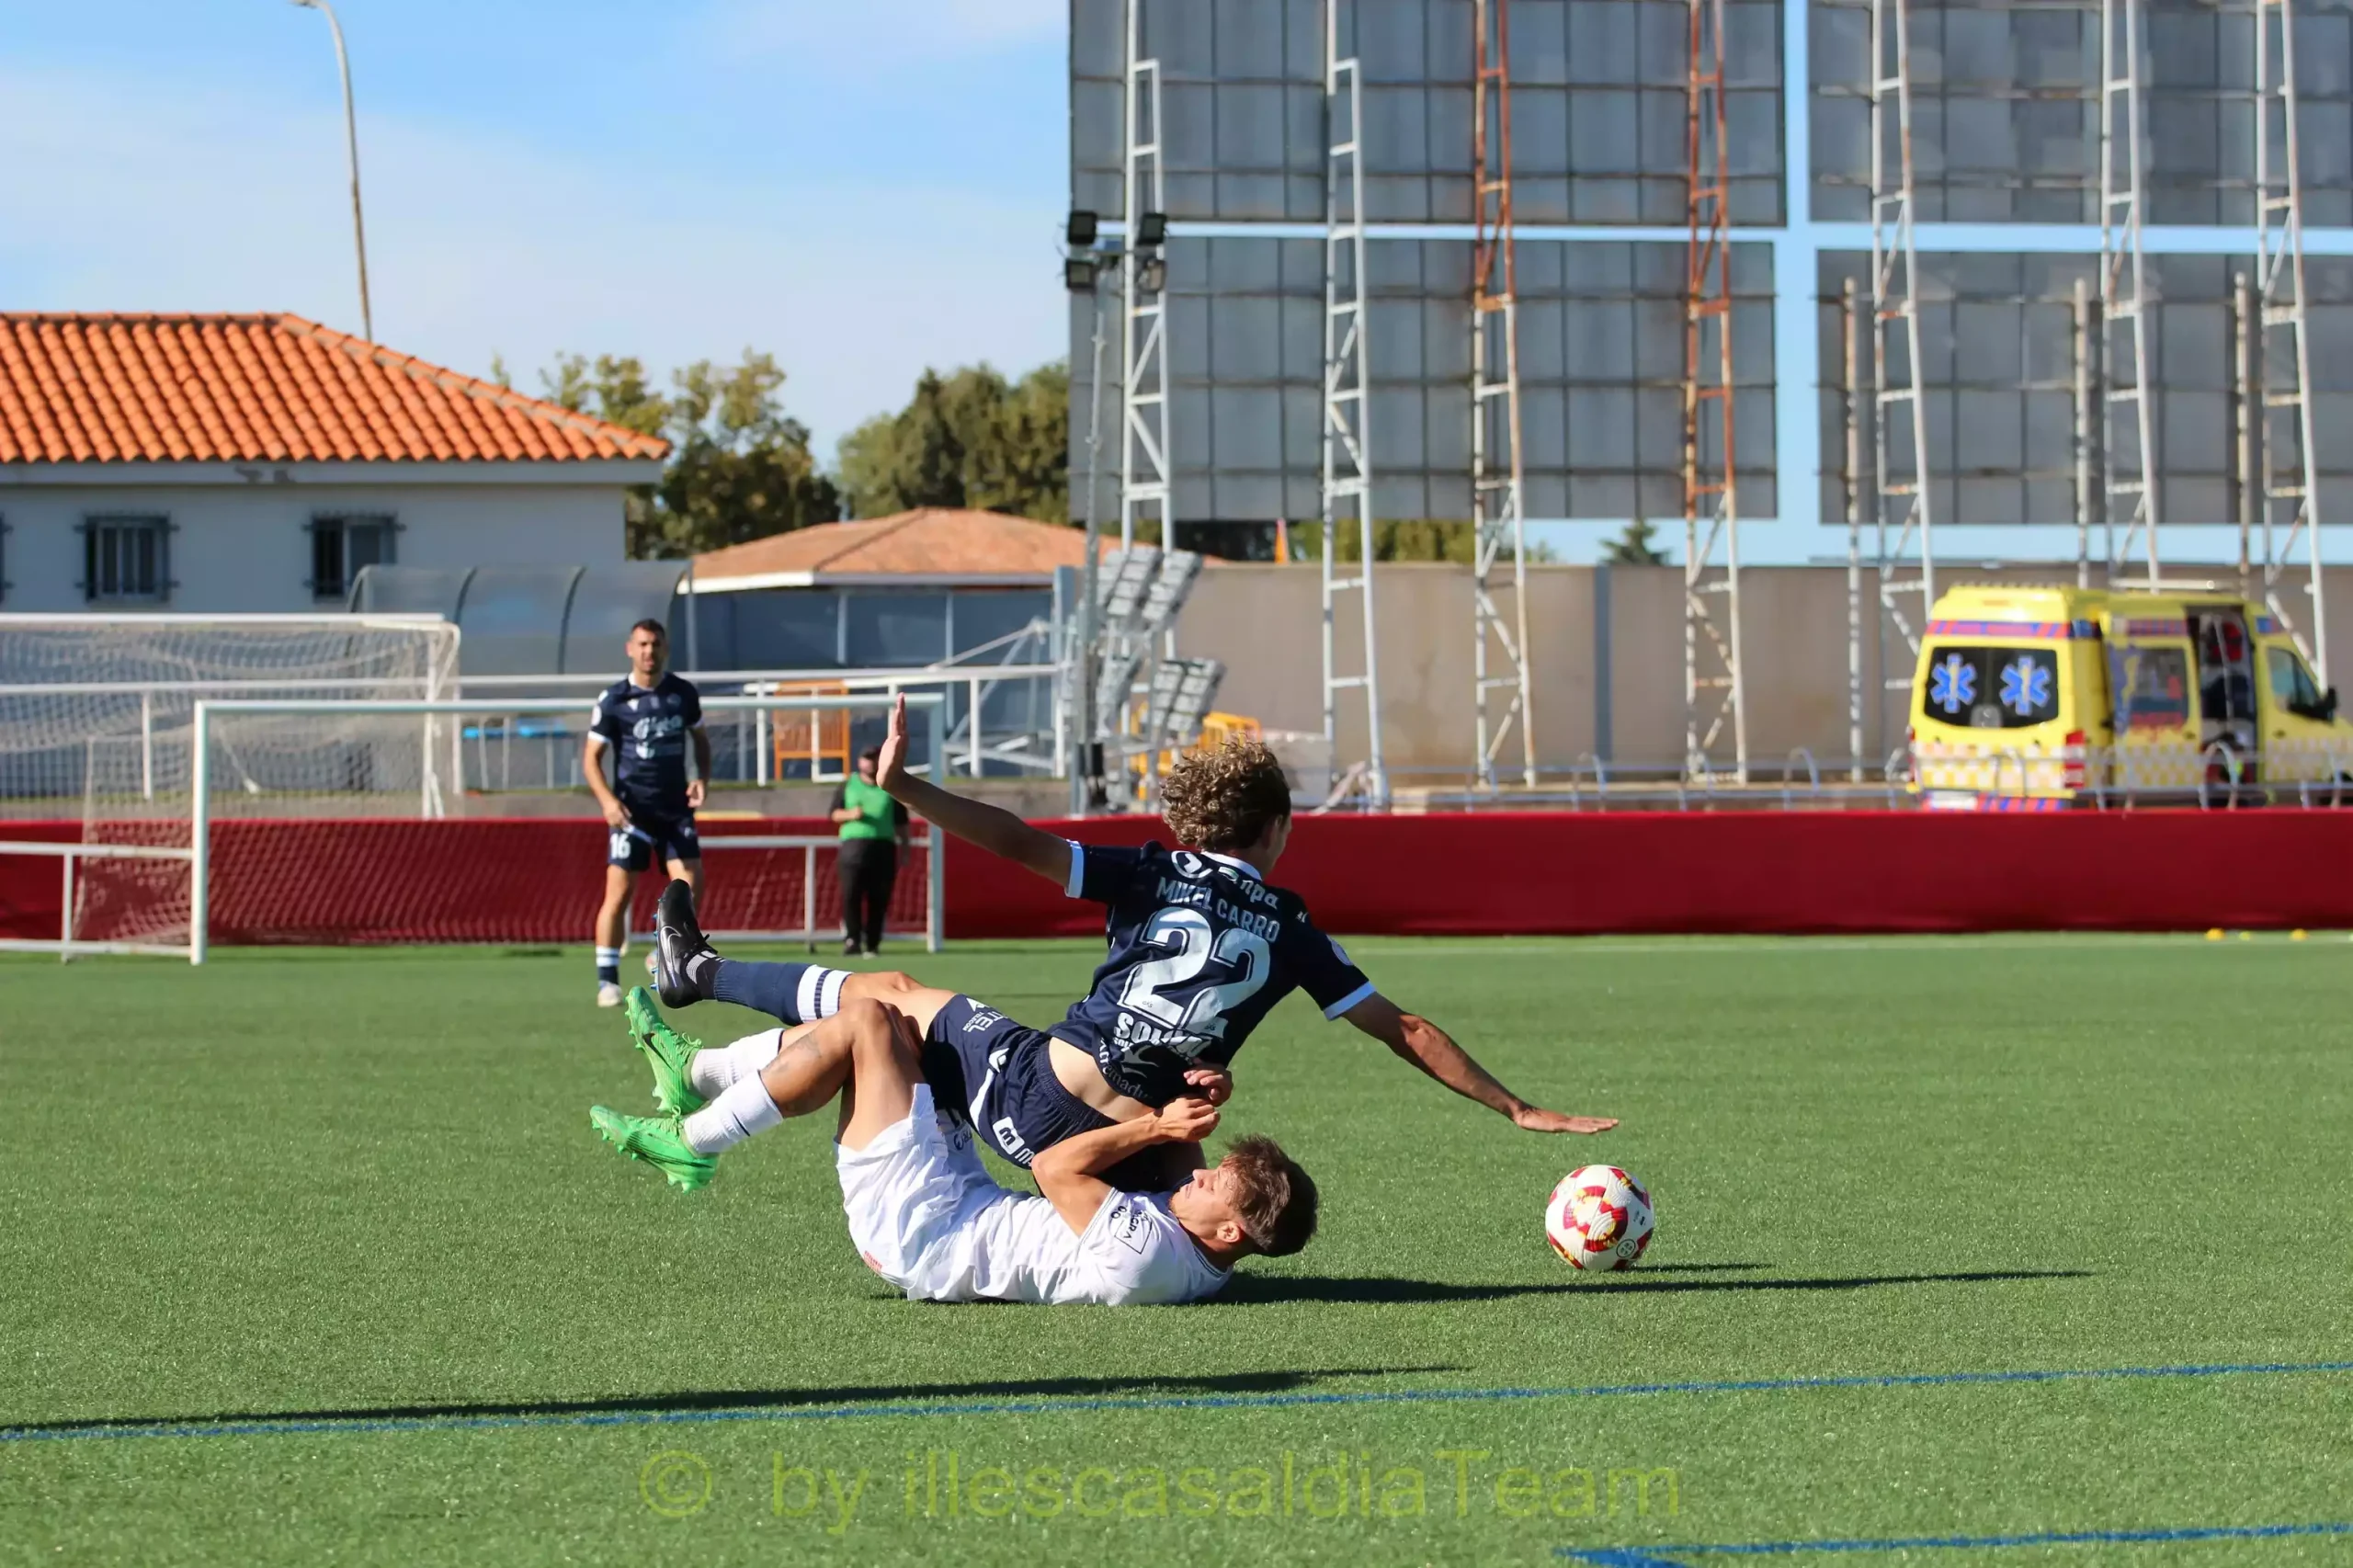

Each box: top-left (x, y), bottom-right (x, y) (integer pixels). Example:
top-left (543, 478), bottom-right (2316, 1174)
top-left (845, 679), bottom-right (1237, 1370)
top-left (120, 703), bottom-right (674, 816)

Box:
top-left (608, 810), bottom-right (699, 871)
top-left (919, 995), bottom-right (1111, 1168)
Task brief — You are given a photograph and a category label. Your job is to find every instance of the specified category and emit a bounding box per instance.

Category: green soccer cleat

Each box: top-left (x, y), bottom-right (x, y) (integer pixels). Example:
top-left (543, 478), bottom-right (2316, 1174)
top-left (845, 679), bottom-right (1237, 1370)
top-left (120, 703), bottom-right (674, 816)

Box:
top-left (590, 1105), bottom-right (716, 1192)
top-left (625, 985), bottom-right (706, 1116)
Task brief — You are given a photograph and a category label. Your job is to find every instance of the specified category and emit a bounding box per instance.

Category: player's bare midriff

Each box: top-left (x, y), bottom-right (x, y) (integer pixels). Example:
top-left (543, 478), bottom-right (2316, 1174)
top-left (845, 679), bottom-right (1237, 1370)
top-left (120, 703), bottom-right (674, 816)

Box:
top-left (1049, 1037), bottom-right (1155, 1122)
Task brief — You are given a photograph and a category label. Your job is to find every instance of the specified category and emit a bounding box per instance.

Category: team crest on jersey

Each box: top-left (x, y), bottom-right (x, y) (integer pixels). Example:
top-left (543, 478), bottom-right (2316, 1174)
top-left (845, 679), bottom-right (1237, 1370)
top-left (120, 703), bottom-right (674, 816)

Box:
top-left (1106, 1199), bottom-right (1149, 1255)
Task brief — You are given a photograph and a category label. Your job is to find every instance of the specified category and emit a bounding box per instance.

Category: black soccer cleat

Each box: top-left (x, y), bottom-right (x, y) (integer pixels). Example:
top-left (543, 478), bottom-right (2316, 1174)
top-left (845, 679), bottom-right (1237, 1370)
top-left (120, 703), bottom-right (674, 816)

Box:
top-left (652, 878), bottom-right (717, 1009)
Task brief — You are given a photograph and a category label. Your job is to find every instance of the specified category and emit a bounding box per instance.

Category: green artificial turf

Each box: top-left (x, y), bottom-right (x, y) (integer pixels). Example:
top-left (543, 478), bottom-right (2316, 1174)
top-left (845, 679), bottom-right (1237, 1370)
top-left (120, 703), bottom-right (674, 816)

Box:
top-left (2, 934), bottom-right (2350, 1565)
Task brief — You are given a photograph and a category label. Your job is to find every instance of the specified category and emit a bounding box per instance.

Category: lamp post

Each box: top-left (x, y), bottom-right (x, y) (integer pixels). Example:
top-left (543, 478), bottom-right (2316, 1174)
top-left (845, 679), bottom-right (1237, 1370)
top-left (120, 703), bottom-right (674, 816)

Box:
top-left (1065, 212), bottom-right (1116, 814)
top-left (290, 0), bottom-right (374, 341)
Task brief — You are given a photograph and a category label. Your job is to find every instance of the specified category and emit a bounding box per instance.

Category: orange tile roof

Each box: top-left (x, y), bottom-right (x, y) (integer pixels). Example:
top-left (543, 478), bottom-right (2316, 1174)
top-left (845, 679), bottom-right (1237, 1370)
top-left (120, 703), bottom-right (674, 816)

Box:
top-left (0, 313), bottom-right (669, 465)
top-left (693, 508), bottom-right (1099, 582)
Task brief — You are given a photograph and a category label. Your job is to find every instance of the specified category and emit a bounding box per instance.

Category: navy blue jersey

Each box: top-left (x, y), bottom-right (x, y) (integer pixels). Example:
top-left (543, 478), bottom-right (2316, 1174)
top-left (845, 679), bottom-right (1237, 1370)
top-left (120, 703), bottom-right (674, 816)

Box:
top-left (588, 673), bottom-right (702, 811)
top-left (1051, 839), bottom-right (1376, 1106)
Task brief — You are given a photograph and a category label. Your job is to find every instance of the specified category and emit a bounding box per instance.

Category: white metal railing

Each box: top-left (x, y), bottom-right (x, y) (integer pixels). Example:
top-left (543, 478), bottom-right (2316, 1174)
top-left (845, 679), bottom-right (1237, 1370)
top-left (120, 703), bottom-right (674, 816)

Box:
top-left (0, 839), bottom-right (195, 960)
top-left (176, 694), bottom-right (946, 964)
top-left (688, 835), bottom-right (938, 955)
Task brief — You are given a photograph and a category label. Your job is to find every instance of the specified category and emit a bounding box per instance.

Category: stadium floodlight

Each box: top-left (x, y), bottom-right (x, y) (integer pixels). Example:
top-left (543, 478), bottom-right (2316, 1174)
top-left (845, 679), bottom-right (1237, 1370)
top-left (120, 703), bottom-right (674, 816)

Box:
top-left (1137, 255), bottom-right (1167, 295)
top-left (288, 0), bottom-right (373, 342)
top-left (1065, 210), bottom-right (1099, 248)
top-left (1065, 256), bottom-right (1100, 292)
top-left (1135, 210), bottom-right (1168, 246)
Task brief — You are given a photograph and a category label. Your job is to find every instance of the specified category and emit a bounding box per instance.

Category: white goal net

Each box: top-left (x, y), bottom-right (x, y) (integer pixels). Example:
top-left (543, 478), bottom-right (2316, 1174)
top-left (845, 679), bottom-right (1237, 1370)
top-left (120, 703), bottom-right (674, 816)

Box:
top-left (0, 615), bottom-right (460, 954)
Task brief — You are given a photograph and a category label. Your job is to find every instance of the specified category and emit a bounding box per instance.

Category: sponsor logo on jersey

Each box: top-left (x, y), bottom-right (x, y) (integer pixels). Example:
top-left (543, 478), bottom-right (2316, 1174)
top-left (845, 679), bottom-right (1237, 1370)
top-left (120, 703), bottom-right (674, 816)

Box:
top-left (963, 1007), bottom-right (1005, 1034)
top-left (990, 1115), bottom-right (1034, 1165)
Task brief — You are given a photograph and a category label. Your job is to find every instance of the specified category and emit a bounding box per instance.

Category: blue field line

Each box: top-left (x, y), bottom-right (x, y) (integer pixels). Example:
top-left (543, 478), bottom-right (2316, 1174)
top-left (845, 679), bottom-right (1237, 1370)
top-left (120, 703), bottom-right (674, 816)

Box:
top-left (1560, 1519), bottom-right (2353, 1562)
top-left (2, 1356), bottom-right (2347, 1448)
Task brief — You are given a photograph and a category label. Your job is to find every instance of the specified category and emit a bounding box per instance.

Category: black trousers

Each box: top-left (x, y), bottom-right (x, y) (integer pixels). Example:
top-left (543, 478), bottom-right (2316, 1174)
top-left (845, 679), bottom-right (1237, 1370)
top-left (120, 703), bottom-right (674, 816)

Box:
top-left (835, 839), bottom-right (898, 949)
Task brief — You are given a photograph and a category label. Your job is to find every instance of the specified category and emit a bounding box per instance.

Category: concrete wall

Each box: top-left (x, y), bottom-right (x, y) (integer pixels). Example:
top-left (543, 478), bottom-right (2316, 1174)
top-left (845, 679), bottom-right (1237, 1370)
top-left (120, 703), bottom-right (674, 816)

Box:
top-left (1174, 562), bottom-right (2353, 781)
top-left (0, 480), bottom-right (626, 614)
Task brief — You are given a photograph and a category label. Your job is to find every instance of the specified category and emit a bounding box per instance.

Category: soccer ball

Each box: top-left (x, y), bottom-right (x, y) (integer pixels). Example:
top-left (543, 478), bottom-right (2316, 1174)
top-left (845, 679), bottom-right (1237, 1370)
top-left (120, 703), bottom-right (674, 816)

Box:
top-left (1546, 1165), bottom-right (1654, 1271)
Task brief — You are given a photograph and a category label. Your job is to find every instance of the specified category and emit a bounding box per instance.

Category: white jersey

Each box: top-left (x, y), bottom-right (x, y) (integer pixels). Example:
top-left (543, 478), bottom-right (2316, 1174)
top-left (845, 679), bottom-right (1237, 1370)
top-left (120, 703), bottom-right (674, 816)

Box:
top-left (836, 1085), bottom-right (1232, 1307)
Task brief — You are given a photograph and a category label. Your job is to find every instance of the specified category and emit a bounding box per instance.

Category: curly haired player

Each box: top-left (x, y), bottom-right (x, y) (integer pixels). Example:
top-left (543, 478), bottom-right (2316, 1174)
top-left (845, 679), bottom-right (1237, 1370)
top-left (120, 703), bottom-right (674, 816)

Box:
top-left (631, 695), bottom-right (1614, 1186)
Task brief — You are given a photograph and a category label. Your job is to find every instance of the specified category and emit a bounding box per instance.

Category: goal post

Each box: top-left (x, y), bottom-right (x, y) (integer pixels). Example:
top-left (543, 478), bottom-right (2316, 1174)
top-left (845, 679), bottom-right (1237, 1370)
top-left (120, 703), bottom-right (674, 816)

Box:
top-left (185, 693), bottom-right (948, 963)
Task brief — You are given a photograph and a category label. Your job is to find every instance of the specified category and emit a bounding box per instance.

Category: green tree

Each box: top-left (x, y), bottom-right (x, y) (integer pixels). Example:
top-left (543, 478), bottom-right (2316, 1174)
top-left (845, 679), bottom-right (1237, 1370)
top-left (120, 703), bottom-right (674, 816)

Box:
top-left (837, 361), bottom-right (1070, 523)
top-left (540, 350), bottom-right (839, 559)
top-left (1601, 514), bottom-right (1671, 565)
top-left (1290, 520), bottom-right (1556, 563)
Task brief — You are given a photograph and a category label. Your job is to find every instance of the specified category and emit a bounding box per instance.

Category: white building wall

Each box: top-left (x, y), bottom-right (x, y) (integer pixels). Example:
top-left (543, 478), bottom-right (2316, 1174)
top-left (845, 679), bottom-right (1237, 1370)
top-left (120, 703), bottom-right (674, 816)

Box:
top-left (0, 474), bottom-right (630, 614)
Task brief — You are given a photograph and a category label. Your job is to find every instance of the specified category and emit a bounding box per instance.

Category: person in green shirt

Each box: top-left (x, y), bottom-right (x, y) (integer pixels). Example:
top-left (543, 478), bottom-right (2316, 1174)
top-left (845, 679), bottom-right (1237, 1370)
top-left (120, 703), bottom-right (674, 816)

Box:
top-left (829, 745), bottom-right (910, 956)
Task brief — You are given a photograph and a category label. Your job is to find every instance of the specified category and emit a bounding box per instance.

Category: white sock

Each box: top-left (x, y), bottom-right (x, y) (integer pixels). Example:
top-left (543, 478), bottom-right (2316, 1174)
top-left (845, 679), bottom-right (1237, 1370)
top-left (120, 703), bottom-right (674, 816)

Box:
top-left (688, 1028), bottom-right (784, 1098)
top-left (682, 1075), bottom-right (782, 1155)
top-left (797, 966), bottom-right (851, 1021)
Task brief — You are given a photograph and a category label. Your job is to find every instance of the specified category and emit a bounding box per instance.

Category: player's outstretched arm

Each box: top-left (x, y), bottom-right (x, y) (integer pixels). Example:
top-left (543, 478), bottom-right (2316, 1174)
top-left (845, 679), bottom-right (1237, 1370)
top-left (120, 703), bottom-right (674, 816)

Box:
top-left (1033, 1097), bottom-right (1220, 1235)
top-left (872, 693), bottom-right (1069, 884)
top-left (1339, 993), bottom-right (1617, 1135)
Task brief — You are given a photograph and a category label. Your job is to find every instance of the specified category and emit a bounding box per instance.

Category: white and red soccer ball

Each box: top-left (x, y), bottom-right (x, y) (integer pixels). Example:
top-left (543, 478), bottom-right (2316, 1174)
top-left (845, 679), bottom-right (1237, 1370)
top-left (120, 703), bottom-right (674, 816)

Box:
top-left (1545, 1165), bottom-right (1654, 1271)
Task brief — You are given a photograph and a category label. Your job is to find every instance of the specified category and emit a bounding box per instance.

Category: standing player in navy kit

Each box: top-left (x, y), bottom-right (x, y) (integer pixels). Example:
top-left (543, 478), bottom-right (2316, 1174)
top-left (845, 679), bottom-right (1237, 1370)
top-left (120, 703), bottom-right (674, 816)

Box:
top-left (622, 693), bottom-right (1613, 1183)
top-left (585, 619), bottom-right (710, 1007)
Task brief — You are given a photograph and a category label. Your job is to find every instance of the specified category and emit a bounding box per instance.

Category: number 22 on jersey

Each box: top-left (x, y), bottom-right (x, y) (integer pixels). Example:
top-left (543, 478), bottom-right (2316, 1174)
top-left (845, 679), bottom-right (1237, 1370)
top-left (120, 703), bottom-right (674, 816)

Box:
top-left (1116, 905), bottom-right (1272, 1041)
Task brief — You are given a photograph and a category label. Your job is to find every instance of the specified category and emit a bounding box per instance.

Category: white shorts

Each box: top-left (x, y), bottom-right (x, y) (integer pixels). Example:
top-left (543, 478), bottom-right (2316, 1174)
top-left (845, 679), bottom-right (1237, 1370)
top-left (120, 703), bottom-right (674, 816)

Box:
top-left (836, 1085), bottom-right (999, 1296)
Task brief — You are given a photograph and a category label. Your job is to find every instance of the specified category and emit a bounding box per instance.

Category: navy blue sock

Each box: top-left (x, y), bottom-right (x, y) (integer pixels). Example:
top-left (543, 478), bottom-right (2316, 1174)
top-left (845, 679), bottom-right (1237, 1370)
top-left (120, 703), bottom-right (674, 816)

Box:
top-left (712, 959), bottom-right (849, 1024)
top-left (595, 946), bottom-right (621, 986)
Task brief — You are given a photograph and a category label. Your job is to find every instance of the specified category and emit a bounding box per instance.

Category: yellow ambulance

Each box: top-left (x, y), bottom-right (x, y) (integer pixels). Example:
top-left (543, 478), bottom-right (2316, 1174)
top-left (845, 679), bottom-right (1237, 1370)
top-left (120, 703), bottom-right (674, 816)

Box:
top-left (1908, 584), bottom-right (2352, 809)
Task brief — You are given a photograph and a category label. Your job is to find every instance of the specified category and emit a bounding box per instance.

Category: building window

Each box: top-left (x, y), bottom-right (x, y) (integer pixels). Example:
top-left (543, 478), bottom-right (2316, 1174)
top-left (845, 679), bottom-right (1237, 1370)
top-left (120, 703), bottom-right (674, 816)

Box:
top-left (83, 516), bottom-right (171, 604)
top-left (309, 514), bottom-right (397, 600)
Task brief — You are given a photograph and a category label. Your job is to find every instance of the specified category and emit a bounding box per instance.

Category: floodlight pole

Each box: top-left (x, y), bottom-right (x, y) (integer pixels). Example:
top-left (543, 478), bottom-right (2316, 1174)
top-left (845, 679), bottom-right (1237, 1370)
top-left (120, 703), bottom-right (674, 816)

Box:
top-left (1320, 0), bottom-right (1386, 808)
top-left (290, 0), bottom-right (374, 342)
top-left (1073, 259), bottom-right (1114, 815)
top-left (1120, 0), bottom-right (1173, 557)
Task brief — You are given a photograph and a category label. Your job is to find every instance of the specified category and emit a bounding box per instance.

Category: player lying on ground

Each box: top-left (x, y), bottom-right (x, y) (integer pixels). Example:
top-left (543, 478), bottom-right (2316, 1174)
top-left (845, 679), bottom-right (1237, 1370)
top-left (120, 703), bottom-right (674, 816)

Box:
top-left (643, 695), bottom-right (1613, 1183)
top-left (589, 992), bottom-right (1314, 1304)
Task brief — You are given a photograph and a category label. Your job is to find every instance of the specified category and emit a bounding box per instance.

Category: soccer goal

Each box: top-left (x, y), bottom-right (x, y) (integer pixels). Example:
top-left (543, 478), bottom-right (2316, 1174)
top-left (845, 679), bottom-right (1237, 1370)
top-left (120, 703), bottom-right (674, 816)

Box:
top-left (168, 694), bottom-right (948, 962)
top-left (0, 614), bottom-right (461, 960)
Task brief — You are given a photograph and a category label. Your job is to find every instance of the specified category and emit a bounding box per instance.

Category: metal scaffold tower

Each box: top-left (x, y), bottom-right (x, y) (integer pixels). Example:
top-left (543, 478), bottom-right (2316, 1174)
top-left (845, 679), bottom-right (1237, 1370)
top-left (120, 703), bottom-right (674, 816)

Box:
top-left (1868, 0), bottom-right (1936, 699)
top-left (2097, 0), bottom-right (2162, 584)
top-left (1471, 0), bottom-right (1535, 790)
top-left (1120, 0), bottom-right (1172, 553)
top-left (2250, 0), bottom-right (2329, 679)
top-left (1321, 0), bottom-right (1386, 806)
top-left (1683, 0), bottom-right (1746, 781)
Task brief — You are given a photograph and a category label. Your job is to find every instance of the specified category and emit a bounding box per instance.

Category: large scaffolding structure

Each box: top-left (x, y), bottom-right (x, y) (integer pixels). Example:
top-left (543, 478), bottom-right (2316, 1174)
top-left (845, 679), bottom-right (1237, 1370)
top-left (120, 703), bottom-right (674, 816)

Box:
top-left (1119, 0), bottom-right (1172, 554)
top-left (1683, 0), bottom-right (1746, 780)
top-left (1470, 0), bottom-right (1535, 790)
top-left (1320, 0), bottom-right (1386, 805)
top-left (2097, 0), bottom-right (2163, 585)
top-left (1867, 0), bottom-right (1935, 718)
top-left (2250, 0), bottom-right (2329, 680)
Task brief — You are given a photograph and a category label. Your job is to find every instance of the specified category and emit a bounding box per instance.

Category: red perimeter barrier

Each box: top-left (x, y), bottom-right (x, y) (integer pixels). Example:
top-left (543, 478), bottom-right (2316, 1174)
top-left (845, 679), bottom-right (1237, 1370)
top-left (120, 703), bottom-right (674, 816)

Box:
top-left (6, 811), bottom-right (2353, 945)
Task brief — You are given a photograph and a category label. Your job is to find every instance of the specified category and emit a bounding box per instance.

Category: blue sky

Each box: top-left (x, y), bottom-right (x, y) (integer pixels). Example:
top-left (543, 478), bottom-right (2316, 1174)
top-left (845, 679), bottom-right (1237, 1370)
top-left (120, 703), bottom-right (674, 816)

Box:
top-left (0, 0), bottom-right (1074, 456)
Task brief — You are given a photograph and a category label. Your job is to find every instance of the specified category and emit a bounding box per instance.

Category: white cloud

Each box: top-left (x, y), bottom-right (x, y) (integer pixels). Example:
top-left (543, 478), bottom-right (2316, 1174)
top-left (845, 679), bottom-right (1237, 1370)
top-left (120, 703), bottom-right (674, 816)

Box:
top-left (0, 64), bottom-right (1069, 455)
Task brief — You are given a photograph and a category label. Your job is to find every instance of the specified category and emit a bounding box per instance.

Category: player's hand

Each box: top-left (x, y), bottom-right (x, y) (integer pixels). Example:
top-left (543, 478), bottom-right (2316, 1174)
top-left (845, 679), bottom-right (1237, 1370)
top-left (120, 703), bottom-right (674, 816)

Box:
top-left (1182, 1066), bottom-right (1234, 1107)
top-left (686, 778), bottom-right (707, 810)
top-left (1154, 1096), bottom-right (1221, 1143)
top-left (876, 694), bottom-right (910, 792)
top-left (600, 799), bottom-right (631, 830)
top-left (1512, 1105), bottom-right (1618, 1134)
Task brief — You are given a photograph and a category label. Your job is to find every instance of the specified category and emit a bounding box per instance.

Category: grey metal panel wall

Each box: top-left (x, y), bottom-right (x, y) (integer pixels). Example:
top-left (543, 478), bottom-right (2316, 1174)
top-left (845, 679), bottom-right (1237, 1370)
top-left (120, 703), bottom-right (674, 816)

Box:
top-left (1816, 249), bottom-right (2353, 525)
top-left (1811, 0), bottom-right (2353, 224)
top-left (1072, 0), bottom-right (1786, 225)
top-left (1070, 235), bottom-right (1778, 523)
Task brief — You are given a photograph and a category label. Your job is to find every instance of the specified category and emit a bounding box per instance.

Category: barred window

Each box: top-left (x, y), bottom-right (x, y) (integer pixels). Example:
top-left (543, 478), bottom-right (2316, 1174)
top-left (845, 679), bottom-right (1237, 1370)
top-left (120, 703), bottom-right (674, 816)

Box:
top-left (84, 516), bottom-right (170, 604)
